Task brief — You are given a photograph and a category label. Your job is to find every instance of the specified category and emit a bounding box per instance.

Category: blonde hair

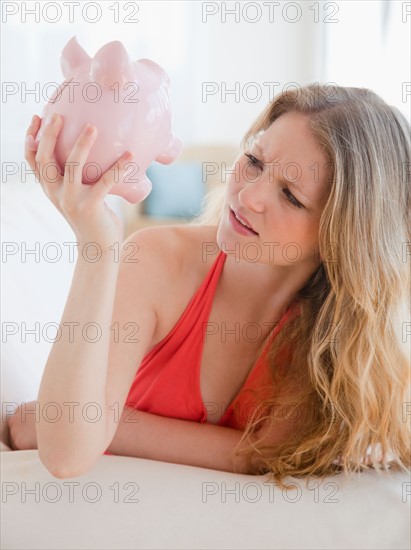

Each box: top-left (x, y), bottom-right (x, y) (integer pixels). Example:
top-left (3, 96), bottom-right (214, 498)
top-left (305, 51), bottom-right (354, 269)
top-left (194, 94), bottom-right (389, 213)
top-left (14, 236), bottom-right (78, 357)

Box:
top-left (190, 84), bottom-right (411, 489)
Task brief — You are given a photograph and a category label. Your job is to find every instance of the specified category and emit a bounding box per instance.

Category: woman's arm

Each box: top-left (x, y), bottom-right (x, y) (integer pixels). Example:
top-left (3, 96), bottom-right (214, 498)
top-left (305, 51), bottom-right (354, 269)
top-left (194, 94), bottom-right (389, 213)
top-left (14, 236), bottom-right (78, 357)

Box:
top-left (37, 254), bottom-right (121, 475)
top-left (27, 115), bottom-right (158, 479)
top-left (36, 229), bottom-right (163, 478)
top-left (107, 408), bottom-right (254, 474)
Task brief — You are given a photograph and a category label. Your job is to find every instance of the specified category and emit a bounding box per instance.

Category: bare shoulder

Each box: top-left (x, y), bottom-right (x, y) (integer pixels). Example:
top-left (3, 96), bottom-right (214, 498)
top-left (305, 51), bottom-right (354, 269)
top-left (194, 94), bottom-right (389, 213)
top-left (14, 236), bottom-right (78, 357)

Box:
top-left (125, 223), bottom-right (220, 311)
top-left (127, 223), bottom-right (219, 267)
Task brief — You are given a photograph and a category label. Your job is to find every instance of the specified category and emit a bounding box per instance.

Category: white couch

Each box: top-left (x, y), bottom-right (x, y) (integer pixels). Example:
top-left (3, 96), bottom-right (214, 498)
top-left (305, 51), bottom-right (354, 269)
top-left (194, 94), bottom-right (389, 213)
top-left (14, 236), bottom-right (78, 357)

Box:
top-left (1, 180), bottom-right (410, 550)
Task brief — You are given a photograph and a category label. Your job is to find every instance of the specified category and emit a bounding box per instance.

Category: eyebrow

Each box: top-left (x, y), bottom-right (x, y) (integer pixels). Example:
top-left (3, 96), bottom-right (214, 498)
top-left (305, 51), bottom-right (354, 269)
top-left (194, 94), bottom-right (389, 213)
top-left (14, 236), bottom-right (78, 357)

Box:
top-left (251, 143), bottom-right (314, 208)
top-left (253, 144), bottom-right (297, 185)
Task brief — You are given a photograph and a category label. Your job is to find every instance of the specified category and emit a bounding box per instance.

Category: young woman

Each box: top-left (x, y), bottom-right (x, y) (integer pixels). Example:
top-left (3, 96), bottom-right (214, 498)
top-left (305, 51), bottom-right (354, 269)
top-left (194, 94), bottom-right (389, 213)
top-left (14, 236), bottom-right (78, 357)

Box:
top-left (8, 84), bottom-right (410, 489)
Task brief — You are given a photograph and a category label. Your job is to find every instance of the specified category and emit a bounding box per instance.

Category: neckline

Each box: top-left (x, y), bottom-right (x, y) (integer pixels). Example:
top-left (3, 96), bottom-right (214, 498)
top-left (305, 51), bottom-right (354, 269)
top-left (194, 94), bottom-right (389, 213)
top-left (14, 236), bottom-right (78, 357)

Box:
top-left (143, 249), bottom-right (226, 359)
top-left (197, 252), bottom-right (298, 426)
top-left (216, 301), bottom-right (297, 426)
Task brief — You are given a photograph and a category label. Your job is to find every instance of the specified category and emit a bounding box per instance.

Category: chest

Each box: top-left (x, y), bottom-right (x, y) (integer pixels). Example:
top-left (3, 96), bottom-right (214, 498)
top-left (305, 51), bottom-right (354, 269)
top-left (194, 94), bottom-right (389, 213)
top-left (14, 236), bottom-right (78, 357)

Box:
top-left (149, 254), bottom-right (274, 425)
top-left (199, 316), bottom-right (268, 424)
top-left (197, 277), bottom-right (274, 423)
top-left (150, 292), bottom-right (271, 425)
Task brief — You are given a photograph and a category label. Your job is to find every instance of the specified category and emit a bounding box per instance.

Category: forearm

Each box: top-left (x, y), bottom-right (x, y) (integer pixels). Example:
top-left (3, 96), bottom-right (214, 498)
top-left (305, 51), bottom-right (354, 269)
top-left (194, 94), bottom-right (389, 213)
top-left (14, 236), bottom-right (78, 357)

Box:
top-left (37, 249), bottom-right (120, 475)
top-left (107, 408), bottom-right (254, 474)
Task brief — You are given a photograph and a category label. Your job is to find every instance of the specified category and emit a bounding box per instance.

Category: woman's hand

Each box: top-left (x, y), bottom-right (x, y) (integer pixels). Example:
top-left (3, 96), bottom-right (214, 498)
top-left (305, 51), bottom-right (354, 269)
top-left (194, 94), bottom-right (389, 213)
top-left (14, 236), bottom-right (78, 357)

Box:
top-left (6, 401), bottom-right (39, 451)
top-left (25, 114), bottom-right (134, 249)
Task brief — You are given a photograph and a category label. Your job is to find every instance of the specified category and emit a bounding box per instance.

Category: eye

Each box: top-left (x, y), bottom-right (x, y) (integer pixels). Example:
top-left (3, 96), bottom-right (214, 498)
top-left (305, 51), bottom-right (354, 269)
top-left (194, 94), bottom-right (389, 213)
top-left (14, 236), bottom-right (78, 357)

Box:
top-left (282, 188), bottom-right (304, 209)
top-left (244, 152), bottom-right (304, 209)
top-left (244, 153), bottom-right (263, 171)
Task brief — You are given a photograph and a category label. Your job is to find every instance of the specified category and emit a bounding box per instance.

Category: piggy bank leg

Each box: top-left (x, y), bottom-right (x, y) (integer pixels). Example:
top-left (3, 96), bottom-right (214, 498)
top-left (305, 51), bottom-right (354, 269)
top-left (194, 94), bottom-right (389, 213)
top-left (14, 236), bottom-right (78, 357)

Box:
top-left (110, 175), bottom-right (152, 205)
top-left (155, 137), bottom-right (183, 165)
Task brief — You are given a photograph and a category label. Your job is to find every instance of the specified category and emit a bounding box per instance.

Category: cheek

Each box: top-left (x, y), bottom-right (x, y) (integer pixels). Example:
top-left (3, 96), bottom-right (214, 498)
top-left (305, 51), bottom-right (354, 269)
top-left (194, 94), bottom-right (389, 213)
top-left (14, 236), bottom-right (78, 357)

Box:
top-left (267, 211), bottom-right (319, 246)
top-left (292, 220), bottom-right (320, 250)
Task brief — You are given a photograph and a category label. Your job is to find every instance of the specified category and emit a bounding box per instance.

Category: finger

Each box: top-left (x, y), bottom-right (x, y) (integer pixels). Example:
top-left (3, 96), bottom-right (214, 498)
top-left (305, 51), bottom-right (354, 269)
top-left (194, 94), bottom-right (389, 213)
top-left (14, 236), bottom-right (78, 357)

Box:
top-left (5, 418), bottom-right (16, 451)
top-left (24, 115), bottom-right (42, 176)
top-left (64, 123), bottom-right (97, 187)
top-left (92, 150), bottom-right (135, 200)
top-left (25, 114), bottom-right (41, 150)
top-left (35, 114), bottom-right (63, 184)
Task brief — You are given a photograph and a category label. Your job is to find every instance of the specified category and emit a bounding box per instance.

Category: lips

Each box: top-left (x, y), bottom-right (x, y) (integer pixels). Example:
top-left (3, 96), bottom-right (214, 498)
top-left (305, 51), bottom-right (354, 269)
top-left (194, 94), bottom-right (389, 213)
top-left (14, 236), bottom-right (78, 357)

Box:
top-left (230, 207), bottom-right (259, 235)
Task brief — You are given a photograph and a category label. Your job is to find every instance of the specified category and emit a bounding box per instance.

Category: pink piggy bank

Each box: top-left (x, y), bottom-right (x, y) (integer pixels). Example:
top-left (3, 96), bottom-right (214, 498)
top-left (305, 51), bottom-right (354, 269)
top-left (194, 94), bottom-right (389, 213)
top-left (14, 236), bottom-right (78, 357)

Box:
top-left (30, 36), bottom-right (182, 204)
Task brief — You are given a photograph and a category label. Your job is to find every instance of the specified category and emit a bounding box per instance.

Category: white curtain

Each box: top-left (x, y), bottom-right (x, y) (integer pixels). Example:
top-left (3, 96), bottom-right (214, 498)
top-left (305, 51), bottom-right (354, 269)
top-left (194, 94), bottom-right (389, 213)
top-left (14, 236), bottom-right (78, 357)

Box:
top-left (2, 0), bottom-right (408, 171)
top-left (323, 0), bottom-right (410, 120)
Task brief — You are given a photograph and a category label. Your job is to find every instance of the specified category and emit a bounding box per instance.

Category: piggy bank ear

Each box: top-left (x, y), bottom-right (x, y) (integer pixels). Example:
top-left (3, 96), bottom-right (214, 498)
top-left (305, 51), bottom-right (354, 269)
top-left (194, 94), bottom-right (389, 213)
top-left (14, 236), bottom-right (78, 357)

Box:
top-left (91, 41), bottom-right (135, 89)
top-left (60, 36), bottom-right (91, 79)
top-left (138, 58), bottom-right (170, 88)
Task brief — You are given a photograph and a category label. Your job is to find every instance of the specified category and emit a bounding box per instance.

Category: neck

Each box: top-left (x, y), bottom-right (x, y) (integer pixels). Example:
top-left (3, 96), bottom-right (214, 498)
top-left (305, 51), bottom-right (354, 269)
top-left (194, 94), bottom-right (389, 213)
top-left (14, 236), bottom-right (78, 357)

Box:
top-left (218, 250), bottom-right (319, 322)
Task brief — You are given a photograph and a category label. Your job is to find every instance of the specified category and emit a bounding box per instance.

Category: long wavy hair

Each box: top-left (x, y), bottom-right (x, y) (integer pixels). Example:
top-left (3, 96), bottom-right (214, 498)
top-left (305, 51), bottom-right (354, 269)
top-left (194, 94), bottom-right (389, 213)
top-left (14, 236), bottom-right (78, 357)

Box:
top-left (189, 84), bottom-right (410, 489)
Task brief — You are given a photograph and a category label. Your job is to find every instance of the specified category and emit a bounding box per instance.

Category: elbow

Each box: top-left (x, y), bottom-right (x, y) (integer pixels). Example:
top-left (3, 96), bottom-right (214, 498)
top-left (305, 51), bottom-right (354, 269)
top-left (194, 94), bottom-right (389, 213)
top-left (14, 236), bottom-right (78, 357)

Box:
top-left (37, 428), bottom-right (107, 479)
top-left (38, 448), bottom-right (97, 480)
top-left (45, 465), bottom-right (81, 480)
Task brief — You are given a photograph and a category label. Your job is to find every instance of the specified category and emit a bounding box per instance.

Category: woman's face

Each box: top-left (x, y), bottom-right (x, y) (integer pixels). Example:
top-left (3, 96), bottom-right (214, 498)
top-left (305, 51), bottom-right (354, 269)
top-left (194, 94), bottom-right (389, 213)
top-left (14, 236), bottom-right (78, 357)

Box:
top-left (217, 111), bottom-right (331, 267)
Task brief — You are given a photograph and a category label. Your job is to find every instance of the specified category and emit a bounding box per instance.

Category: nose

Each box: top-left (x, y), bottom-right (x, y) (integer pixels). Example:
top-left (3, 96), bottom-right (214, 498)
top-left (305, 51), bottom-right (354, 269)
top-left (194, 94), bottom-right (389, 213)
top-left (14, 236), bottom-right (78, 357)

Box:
top-left (238, 174), bottom-right (266, 213)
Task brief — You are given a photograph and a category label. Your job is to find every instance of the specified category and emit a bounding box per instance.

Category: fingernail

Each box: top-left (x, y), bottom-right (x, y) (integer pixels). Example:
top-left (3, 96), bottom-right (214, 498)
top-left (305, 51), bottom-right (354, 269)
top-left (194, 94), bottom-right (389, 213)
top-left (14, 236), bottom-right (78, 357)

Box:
top-left (51, 113), bottom-right (59, 125)
top-left (31, 115), bottom-right (37, 125)
top-left (84, 123), bottom-right (95, 135)
top-left (124, 151), bottom-right (133, 160)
